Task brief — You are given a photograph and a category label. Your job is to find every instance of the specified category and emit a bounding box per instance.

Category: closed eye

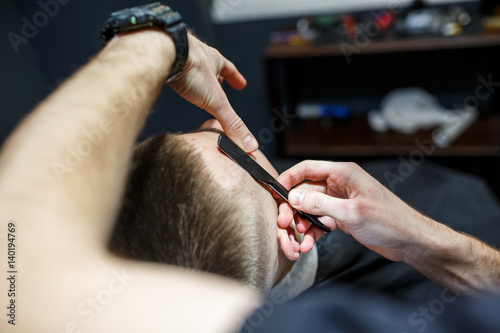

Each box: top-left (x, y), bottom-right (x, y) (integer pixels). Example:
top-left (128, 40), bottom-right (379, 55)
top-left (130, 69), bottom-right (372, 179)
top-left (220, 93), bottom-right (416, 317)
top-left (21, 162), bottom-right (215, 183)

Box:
top-left (190, 127), bottom-right (224, 135)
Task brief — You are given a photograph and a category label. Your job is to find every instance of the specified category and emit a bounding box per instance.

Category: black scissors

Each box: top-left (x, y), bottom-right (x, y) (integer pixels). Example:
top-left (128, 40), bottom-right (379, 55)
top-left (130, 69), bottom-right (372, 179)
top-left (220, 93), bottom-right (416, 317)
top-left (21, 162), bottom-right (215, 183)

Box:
top-left (217, 133), bottom-right (331, 233)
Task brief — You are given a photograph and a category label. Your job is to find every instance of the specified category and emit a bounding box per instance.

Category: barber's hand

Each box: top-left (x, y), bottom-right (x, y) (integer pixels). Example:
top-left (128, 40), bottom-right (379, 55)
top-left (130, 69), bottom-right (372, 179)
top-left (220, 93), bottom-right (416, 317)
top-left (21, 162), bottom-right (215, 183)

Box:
top-left (277, 161), bottom-right (429, 261)
top-left (168, 34), bottom-right (258, 153)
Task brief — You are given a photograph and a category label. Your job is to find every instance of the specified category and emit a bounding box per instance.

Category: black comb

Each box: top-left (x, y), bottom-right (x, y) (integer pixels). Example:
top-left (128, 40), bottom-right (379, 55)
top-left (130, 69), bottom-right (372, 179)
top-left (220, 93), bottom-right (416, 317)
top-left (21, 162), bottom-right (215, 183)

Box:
top-left (217, 133), bottom-right (331, 233)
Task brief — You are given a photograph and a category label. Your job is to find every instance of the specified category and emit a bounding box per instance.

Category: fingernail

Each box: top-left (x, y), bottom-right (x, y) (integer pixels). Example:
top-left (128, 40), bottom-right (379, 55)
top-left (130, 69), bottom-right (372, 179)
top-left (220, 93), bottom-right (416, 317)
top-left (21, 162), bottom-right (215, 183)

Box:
top-left (288, 189), bottom-right (304, 206)
top-left (243, 135), bottom-right (258, 151)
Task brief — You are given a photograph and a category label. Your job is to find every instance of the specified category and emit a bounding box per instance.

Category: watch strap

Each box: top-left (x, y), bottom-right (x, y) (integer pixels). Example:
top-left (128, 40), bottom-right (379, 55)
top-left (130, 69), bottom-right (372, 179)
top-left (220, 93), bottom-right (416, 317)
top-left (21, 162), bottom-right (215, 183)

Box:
top-left (101, 3), bottom-right (189, 80)
top-left (161, 12), bottom-right (188, 80)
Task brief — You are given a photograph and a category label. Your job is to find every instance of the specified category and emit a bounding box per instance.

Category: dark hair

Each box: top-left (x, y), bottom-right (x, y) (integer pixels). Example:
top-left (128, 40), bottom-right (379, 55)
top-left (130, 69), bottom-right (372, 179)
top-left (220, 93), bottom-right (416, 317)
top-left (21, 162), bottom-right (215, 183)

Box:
top-left (109, 133), bottom-right (273, 294)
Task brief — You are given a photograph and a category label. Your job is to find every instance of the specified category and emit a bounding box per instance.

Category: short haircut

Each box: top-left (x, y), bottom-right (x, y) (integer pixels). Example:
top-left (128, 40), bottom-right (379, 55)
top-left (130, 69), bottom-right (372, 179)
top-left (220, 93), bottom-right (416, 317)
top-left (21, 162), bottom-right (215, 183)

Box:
top-left (109, 133), bottom-right (274, 294)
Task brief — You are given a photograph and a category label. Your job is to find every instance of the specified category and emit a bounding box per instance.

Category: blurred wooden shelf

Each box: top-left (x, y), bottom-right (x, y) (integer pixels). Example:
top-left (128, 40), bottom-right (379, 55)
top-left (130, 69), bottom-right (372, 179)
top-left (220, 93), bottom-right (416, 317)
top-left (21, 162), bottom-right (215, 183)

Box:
top-left (282, 115), bottom-right (500, 157)
top-left (265, 34), bottom-right (500, 59)
top-left (264, 32), bottom-right (500, 159)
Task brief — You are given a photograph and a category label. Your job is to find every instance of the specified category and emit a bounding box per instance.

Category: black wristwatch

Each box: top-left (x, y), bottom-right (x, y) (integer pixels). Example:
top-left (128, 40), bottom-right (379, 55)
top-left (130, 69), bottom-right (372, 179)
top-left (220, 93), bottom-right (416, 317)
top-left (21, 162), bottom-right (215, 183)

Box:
top-left (101, 2), bottom-right (189, 80)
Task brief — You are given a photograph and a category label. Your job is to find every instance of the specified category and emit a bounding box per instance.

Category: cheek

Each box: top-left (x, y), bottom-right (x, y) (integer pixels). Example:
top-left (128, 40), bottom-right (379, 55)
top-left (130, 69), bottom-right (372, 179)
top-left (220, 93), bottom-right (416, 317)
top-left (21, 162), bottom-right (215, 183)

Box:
top-left (265, 197), bottom-right (279, 245)
top-left (254, 152), bottom-right (279, 178)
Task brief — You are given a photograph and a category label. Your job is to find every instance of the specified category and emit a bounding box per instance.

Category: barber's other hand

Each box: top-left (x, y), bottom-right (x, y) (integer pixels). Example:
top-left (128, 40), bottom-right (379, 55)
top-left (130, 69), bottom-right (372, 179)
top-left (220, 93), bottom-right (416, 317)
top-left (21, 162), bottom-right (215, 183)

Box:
top-left (168, 34), bottom-right (258, 153)
top-left (277, 161), bottom-right (429, 262)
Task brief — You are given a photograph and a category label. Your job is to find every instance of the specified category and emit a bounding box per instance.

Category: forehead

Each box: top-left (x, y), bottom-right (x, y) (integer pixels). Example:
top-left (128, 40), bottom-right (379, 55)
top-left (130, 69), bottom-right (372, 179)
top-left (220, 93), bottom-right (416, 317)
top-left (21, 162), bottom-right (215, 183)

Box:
top-left (180, 130), bottom-right (282, 217)
top-left (181, 131), bottom-right (249, 189)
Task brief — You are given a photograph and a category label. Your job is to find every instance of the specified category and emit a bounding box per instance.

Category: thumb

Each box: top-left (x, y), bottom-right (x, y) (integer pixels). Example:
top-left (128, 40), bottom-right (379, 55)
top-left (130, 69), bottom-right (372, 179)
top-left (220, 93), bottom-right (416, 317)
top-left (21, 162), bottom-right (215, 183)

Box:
top-left (288, 189), bottom-right (341, 220)
top-left (204, 86), bottom-right (258, 154)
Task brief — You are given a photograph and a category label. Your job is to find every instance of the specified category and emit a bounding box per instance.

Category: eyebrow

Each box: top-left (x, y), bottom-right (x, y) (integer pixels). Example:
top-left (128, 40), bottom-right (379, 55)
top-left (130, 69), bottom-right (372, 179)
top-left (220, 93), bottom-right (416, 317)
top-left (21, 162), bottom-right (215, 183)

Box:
top-left (189, 127), bottom-right (224, 135)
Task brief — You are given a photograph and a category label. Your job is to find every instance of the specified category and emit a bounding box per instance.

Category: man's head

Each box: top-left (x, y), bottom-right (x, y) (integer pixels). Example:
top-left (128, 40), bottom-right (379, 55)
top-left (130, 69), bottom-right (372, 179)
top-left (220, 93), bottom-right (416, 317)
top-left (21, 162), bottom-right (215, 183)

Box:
top-left (110, 120), bottom-right (297, 295)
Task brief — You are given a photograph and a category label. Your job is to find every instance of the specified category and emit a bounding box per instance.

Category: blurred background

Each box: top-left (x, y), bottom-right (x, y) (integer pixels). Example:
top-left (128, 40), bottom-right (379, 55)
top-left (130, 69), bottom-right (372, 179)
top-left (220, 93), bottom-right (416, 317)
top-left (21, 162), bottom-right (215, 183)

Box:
top-left (1, 0), bottom-right (294, 156)
top-left (2, 0), bottom-right (500, 196)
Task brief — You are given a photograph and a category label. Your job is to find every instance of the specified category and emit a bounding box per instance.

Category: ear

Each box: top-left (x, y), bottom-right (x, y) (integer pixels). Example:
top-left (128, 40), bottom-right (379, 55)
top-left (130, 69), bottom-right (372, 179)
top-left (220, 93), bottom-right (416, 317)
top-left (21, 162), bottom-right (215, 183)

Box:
top-left (278, 226), bottom-right (300, 261)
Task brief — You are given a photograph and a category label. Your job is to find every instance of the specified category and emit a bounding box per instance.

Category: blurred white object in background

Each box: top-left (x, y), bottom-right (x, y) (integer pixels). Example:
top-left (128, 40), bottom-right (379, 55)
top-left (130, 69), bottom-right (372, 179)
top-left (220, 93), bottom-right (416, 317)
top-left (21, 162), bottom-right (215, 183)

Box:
top-left (368, 87), bottom-right (478, 147)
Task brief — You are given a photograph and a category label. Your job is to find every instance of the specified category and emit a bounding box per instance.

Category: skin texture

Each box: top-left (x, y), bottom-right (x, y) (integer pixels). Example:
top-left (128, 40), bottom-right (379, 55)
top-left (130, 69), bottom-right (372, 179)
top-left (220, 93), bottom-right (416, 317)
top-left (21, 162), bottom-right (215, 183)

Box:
top-left (182, 119), bottom-right (298, 287)
top-left (277, 160), bottom-right (500, 296)
top-left (0, 29), bottom-right (259, 333)
top-left (168, 35), bottom-right (258, 152)
top-left (2, 13), bottom-right (499, 333)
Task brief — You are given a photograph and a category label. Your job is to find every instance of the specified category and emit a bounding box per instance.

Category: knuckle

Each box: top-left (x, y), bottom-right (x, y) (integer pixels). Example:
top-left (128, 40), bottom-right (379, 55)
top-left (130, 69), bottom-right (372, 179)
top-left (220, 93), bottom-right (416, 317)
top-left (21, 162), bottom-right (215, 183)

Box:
top-left (342, 162), bottom-right (359, 174)
top-left (345, 161), bottom-right (358, 169)
top-left (299, 159), bottom-right (313, 167)
top-left (310, 192), bottom-right (324, 211)
top-left (339, 162), bottom-right (362, 181)
top-left (306, 159), bottom-right (320, 168)
top-left (343, 199), bottom-right (366, 223)
top-left (227, 115), bottom-right (246, 134)
top-left (198, 91), bottom-right (215, 111)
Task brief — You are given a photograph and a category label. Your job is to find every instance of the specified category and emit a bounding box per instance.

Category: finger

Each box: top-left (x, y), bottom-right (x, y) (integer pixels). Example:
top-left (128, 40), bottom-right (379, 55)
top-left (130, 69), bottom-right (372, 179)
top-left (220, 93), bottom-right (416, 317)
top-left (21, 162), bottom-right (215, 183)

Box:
top-left (204, 84), bottom-right (258, 153)
top-left (292, 181), bottom-right (327, 194)
top-left (278, 160), bottom-right (358, 191)
top-left (295, 181), bottom-right (346, 200)
top-left (219, 59), bottom-right (247, 91)
top-left (295, 211), bottom-right (338, 234)
top-left (278, 226), bottom-right (300, 260)
top-left (299, 227), bottom-right (325, 254)
top-left (278, 202), bottom-right (294, 229)
top-left (294, 213), bottom-right (311, 234)
top-left (179, 35), bottom-right (256, 153)
top-left (288, 189), bottom-right (351, 223)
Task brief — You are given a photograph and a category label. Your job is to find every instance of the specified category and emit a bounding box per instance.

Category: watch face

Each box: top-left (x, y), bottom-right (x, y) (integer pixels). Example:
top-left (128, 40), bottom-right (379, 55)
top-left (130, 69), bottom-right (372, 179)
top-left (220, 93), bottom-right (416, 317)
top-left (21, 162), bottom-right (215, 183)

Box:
top-left (110, 2), bottom-right (165, 17)
top-left (148, 3), bottom-right (170, 15)
top-left (102, 3), bottom-right (177, 38)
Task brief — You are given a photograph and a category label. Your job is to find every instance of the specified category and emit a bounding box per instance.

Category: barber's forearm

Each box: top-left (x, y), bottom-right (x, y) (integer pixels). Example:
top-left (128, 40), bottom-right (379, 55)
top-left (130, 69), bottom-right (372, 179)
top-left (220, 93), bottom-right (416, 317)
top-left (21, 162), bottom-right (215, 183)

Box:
top-left (403, 216), bottom-right (500, 296)
top-left (0, 29), bottom-right (174, 243)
